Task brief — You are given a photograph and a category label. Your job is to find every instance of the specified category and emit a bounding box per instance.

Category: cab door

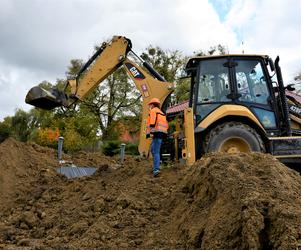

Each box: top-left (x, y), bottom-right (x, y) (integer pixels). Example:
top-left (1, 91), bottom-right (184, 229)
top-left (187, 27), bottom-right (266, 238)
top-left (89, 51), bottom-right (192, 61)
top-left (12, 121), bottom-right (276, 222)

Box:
top-left (233, 57), bottom-right (279, 135)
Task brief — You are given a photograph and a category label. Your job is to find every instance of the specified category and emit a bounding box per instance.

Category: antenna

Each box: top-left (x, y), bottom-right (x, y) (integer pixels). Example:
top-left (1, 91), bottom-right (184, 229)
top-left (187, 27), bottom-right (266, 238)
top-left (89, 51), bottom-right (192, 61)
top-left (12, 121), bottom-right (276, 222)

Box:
top-left (241, 41), bottom-right (245, 54)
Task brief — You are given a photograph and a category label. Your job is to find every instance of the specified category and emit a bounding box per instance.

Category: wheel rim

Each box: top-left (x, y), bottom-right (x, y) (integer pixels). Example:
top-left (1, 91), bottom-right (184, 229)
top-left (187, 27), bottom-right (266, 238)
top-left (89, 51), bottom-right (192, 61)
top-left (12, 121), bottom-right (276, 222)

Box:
top-left (218, 137), bottom-right (251, 153)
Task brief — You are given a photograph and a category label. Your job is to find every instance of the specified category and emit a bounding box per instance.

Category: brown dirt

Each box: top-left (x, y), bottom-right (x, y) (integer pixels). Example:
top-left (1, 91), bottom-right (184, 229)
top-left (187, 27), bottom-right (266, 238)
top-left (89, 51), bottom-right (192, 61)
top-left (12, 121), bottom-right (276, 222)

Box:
top-left (0, 138), bottom-right (301, 249)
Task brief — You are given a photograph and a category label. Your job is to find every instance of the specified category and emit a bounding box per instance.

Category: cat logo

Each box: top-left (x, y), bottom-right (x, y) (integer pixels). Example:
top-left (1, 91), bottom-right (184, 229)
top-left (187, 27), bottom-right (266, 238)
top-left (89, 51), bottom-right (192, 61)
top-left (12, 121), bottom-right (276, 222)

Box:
top-left (289, 104), bottom-right (301, 117)
top-left (125, 63), bottom-right (145, 80)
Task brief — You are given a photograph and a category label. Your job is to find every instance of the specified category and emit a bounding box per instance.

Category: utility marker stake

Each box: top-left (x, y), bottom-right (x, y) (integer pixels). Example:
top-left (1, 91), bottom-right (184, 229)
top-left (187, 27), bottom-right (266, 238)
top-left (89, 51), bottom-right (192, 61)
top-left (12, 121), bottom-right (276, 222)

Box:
top-left (58, 136), bottom-right (64, 163)
top-left (120, 143), bottom-right (126, 164)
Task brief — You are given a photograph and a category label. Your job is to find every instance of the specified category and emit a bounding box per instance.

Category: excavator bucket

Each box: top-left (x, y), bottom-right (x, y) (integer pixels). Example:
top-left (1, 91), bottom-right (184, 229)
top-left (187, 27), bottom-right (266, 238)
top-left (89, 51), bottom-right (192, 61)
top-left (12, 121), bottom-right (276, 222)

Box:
top-left (25, 86), bottom-right (67, 110)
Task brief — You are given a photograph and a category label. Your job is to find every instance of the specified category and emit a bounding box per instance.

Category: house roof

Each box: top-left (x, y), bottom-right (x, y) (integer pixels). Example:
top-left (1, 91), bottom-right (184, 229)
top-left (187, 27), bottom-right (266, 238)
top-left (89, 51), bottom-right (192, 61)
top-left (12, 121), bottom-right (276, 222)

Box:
top-left (166, 101), bottom-right (188, 115)
top-left (286, 90), bottom-right (301, 104)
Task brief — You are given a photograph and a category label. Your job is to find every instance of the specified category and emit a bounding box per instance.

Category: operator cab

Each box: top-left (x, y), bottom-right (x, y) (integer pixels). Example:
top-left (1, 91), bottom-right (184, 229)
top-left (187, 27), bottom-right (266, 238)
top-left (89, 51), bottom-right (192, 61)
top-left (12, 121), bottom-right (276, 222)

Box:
top-left (185, 54), bottom-right (282, 136)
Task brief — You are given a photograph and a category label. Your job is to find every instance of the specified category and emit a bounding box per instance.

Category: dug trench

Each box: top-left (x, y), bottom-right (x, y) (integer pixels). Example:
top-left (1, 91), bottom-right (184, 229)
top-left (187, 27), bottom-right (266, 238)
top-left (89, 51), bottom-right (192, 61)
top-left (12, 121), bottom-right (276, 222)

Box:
top-left (0, 138), bottom-right (301, 249)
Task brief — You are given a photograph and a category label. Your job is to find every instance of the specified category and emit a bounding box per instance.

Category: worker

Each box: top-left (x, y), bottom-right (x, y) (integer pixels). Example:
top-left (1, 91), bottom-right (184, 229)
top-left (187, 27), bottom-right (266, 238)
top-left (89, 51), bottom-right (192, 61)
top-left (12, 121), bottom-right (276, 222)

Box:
top-left (146, 98), bottom-right (169, 177)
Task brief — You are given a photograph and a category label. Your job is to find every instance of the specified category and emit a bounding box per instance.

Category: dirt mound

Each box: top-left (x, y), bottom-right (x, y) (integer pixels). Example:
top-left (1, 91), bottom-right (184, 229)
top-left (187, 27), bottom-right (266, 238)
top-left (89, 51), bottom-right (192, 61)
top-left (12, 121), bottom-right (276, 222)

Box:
top-left (0, 138), bottom-right (301, 249)
top-left (170, 153), bottom-right (301, 249)
top-left (0, 138), bottom-right (58, 214)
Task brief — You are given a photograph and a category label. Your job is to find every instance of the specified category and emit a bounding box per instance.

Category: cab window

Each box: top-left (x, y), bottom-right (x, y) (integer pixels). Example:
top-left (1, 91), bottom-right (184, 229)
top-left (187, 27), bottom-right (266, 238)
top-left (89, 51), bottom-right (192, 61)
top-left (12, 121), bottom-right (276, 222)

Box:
top-left (235, 59), bottom-right (270, 105)
top-left (197, 59), bottom-right (230, 103)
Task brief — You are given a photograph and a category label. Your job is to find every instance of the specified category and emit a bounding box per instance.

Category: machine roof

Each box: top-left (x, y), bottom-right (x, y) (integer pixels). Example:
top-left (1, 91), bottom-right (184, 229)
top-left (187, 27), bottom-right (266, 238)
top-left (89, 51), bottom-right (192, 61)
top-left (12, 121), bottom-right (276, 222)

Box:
top-left (185, 54), bottom-right (269, 71)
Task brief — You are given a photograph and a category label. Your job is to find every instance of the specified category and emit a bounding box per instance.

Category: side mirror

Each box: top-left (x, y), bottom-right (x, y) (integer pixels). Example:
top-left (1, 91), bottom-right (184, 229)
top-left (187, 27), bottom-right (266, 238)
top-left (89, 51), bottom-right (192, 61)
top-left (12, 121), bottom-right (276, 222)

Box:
top-left (286, 84), bottom-right (295, 91)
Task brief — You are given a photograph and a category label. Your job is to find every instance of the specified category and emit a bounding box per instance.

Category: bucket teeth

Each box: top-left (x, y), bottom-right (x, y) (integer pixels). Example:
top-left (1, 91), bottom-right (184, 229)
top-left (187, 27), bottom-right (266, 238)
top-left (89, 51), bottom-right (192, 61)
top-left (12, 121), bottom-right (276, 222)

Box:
top-left (25, 86), bottom-right (66, 110)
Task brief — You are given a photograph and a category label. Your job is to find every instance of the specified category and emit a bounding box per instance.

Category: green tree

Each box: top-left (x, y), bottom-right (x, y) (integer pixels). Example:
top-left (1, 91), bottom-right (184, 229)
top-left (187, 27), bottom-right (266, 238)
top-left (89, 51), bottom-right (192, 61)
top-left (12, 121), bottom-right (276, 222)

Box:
top-left (57, 115), bottom-right (98, 152)
top-left (0, 117), bottom-right (12, 142)
top-left (10, 109), bottom-right (39, 142)
top-left (140, 46), bottom-right (186, 83)
top-left (140, 46), bottom-right (188, 104)
top-left (66, 59), bottom-right (83, 79)
top-left (23, 59), bottom-right (99, 151)
top-left (174, 77), bottom-right (191, 103)
top-left (80, 67), bottom-right (141, 140)
top-left (194, 44), bottom-right (227, 56)
top-left (18, 42), bottom-right (228, 149)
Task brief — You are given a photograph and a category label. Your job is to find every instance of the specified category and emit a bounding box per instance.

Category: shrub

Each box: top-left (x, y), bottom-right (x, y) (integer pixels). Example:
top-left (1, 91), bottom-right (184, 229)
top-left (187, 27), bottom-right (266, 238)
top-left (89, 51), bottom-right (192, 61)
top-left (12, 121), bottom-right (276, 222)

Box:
top-left (125, 143), bottom-right (139, 155)
top-left (102, 141), bottom-right (139, 156)
top-left (0, 123), bottom-right (10, 143)
top-left (102, 141), bottom-right (121, 156)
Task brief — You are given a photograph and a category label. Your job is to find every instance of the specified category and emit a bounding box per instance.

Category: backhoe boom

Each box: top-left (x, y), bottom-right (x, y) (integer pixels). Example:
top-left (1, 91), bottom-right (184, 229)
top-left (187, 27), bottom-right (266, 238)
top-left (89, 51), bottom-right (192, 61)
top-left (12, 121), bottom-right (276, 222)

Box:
top-left (25, 36), bottom-right (174, 156)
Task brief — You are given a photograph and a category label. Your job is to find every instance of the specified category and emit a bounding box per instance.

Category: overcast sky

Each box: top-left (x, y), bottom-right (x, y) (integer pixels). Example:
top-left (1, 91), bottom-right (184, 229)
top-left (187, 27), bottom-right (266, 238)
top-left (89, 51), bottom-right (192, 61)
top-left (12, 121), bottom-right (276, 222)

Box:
top-left (0, 0), bottom-right (301, 120)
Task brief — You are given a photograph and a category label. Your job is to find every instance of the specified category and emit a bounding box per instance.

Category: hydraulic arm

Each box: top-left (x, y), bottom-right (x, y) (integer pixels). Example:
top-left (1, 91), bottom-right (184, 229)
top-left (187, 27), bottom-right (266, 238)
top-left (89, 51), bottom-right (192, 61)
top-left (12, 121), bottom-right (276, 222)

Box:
top-left (25, 36), bottom-right (173, 156)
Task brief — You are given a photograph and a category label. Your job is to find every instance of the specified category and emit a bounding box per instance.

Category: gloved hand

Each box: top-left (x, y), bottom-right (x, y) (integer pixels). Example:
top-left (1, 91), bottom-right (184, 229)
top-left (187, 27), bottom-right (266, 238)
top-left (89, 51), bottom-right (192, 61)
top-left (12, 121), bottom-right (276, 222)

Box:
top-left (146, 134), bottom-right (153, 139)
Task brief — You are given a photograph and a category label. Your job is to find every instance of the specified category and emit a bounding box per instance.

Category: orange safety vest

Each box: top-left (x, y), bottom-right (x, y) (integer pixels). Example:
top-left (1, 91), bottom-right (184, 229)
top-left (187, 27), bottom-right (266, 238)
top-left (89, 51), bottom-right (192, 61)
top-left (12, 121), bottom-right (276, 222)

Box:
top-left (146, 107), bottom-right (168, 135)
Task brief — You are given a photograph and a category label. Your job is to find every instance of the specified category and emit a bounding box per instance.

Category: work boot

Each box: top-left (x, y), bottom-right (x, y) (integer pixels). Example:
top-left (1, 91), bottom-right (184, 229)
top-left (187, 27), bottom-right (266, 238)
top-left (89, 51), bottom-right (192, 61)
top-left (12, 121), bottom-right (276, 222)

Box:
top-left (153, 170), bottom-right (160, 177)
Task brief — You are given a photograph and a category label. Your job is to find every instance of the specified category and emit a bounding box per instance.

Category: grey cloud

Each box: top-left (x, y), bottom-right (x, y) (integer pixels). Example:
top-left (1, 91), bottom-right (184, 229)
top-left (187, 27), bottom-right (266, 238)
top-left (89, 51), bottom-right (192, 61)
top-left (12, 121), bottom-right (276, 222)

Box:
top-left (0, 0), bottom-right (103, 74)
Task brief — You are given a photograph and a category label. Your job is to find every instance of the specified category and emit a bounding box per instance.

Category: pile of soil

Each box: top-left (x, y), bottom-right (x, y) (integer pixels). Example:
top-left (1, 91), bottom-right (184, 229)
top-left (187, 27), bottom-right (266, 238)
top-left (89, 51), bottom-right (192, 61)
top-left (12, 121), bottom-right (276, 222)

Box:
top-left (0, 138), bottom-right (301, 249)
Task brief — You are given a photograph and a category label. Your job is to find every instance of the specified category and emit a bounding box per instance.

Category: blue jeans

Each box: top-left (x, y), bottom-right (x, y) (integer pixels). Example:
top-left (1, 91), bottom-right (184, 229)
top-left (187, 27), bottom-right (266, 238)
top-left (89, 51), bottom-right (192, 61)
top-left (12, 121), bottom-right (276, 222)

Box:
top-left (151, 137), bottom-right (162, 174)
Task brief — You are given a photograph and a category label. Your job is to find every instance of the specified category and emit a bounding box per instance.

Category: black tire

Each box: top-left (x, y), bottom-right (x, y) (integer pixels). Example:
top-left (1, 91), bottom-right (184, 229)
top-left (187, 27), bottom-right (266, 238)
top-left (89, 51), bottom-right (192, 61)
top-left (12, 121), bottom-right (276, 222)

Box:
top-left (206, 122), bottom-right (265, 153)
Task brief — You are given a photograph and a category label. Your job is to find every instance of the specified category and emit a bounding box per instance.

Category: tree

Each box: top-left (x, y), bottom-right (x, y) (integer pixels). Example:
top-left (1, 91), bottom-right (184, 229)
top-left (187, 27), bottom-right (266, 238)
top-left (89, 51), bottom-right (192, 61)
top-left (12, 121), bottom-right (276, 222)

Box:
top-left (10, 43), bottom-right (228, 149)
top-left (140, 46), bottom-right (188, 104)
top-left (80, 67), bottom-right (141, 140)
top-left (194, 44), bottom-right (227, 56)
top-left (290, 71), bottom-right (301, 93)
top-left (140, 46), bottom-right (186, 83)
top-left (22, 59), bottom-right (100, 151)
top-left (140, 45), bottom-right (228, 104)
top-left (295, 70), bottom-right (301, 82)
top-left (9, 109), bottom-right (39, 142)
top-left (172, 44), bottom-right (228, 103)
top-left (0, 117), bottom-right (11, 142)
top-left (66, 59), bottom-right (83, 79)
top-left (173, 78), bottom-right (191, 103)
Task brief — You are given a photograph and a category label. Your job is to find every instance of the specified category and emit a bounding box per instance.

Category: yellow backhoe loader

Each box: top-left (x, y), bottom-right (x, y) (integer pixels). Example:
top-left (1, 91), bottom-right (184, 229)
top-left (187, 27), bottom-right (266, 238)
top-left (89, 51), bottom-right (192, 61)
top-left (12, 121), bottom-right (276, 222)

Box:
top-left (26, 36), bottom-right (301, 165)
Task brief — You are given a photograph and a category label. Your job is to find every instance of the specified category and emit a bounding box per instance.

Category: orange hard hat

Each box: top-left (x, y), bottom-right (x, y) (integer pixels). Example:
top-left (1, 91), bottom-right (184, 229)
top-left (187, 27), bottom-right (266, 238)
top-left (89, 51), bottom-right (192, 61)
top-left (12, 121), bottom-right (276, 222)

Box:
top-left (148, 98), bottom-right (160, 105)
